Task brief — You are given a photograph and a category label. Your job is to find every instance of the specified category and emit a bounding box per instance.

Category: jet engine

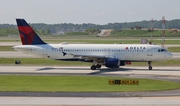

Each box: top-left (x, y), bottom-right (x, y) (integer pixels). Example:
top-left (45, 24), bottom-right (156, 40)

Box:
top-left (104, 58), bottom-right (120, 68)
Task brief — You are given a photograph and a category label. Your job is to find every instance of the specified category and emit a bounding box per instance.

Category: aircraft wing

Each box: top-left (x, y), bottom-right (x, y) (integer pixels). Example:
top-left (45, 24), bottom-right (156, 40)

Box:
top-left (63, 52), bottom-right (116, 62)
top-left (72, 53), bottom-right (115, 61)
top-left (74, 54), bottom-right (105, 58)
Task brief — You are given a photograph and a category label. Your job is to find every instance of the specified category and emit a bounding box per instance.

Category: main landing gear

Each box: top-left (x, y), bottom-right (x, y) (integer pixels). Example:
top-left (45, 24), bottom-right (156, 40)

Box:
top-left (148, 61), bottom-right (152, 70)
top-left (91, 64), bottom-right (101, 70)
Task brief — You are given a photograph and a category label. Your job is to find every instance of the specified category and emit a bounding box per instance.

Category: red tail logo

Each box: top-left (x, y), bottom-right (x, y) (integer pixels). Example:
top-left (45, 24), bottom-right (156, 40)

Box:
top-left (16, 19), bottom-right (46, 45)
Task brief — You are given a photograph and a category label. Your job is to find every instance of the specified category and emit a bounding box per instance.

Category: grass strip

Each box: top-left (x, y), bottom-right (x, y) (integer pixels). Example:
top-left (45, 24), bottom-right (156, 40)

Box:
top-left (0, 58), bottom-right (92, 66)
top-left (168, 47), bottom-right (180, 52)
top-left (0, 58), bottom-right (180, 66)
top-left (0, 75), bottom-right (179, 92)
top-left (0, 46), bottom-right (14, 51)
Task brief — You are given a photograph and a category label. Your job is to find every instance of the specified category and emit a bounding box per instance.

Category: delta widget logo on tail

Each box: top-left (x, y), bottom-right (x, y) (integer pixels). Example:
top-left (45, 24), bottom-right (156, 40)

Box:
top-left (16, 19), bottom-right (46, 45)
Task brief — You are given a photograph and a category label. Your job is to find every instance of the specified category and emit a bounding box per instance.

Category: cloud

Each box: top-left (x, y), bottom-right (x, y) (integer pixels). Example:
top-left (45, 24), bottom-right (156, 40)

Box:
top-left (173, 8), bottom-right (180, 12)
top-left (16, 10), bottom-right (27, 15)
top-left (153, 10), bottom-right (158, 14)
top-left (94, 11), bottom-right (106, 16)
top-left (101, 11), bottom-right (106, 15)
top-left (0, 9), bottom-right (4, 14)
top-left (68, 7), bottom-right (80, 12)
top-left (126, 11), bottom-right (136, 15)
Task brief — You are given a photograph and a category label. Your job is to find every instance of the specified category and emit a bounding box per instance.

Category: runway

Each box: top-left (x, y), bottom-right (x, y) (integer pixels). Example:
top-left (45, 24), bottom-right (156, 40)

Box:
top-left (0, 66), bottom-right (180, 105)
top-left (0, 65), bottom-right (180, 77)
top-left (0, 51), bottom-right (40, 58)
top-left (1, 65), bottom-right (180, 96)
top-left (0, 96), bottom-right (180, 106)
top-left (0, 65), bottom-right (180, 76)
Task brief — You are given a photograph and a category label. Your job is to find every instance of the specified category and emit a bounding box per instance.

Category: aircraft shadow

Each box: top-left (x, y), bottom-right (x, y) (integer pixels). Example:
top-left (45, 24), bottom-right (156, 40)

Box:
top-left (88, 68), bottom-right (133, 75)
top-left (36, 67), bottom-right (90, 71)
top-left (36, 66), bottom-right (179, 76)
top-left (36, 67), bottom-right (135, 75)
top-left (36, 67), bottom-right (179, 72)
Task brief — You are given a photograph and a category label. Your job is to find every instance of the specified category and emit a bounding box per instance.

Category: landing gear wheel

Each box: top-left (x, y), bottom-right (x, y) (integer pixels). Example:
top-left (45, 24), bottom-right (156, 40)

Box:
top-left (115, 66), bottom-right (119, 68)
top-left (149, 66), bottom-right (152, 70)
top-left (96, 64), bottom-right (101, 69)
top-left (15, 60), bottom-right (21, 64)
top-left (148, 61), bottom-right (152, 70)
top-left (91, 65), bottom-right (96, 70)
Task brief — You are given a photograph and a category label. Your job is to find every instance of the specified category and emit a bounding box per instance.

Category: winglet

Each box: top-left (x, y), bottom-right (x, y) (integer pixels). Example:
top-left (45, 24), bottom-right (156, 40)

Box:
top-left (16, 19), bottom-right (46, 45)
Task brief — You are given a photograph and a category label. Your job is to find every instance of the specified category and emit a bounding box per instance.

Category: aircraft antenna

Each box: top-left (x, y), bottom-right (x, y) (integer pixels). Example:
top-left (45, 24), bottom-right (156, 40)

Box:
top-left (161, 16), bottom-right (166, 48)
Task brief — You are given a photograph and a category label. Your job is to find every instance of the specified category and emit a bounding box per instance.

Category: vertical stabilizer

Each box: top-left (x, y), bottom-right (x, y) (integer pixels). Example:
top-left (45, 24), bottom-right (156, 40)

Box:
top-left (16, 19), bottom-right (46, 45)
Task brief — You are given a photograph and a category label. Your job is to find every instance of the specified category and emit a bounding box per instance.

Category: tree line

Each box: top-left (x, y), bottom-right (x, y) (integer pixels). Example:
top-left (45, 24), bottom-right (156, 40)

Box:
top-left (0, 19), bottom-right (180, 36)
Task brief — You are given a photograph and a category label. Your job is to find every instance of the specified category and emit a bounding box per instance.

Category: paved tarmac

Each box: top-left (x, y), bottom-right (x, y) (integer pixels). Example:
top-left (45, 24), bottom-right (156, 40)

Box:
top-left (0, 66), bottom-right (180, 97)
top-left (0, 66), bottom-right (180, 105)
top-left (0, 96), bottom-right (180, 106)
top-left (0, 42), bottom-right (21, 46)
top-left (0, 51), bottom-right (40, 58)
top-left (0, 66), bottom-right (180, 76)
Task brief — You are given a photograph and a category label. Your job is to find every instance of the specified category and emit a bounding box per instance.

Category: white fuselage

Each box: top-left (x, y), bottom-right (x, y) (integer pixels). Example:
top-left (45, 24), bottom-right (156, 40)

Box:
top-left (14, 18), bottom-right (173, 70)
top-left (13, 43), bottom-right (173, 62)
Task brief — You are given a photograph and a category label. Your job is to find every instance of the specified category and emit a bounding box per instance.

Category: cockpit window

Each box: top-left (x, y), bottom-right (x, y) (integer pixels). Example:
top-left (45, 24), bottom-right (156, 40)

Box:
top-left (158, 49), bottom-right (167, 52)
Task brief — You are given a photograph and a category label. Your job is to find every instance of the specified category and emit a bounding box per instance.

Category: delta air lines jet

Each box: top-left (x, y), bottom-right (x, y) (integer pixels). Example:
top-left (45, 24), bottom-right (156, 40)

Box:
top-left (13, 19), bottom-right (173, 70)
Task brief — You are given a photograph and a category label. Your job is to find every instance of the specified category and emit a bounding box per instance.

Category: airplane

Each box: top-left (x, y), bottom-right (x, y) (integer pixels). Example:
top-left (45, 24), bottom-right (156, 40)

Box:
top-left (13, 19), bottom-right (173, 70)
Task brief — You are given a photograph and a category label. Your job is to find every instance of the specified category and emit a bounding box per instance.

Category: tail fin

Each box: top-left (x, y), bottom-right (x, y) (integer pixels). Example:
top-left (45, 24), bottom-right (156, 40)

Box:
top-left (16, 19), bottom-right (46, 45)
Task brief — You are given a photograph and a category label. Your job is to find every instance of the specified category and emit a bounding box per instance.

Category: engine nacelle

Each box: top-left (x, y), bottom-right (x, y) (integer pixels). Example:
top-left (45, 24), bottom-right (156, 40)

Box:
top-left (104, 58), bottom-right (120, 68)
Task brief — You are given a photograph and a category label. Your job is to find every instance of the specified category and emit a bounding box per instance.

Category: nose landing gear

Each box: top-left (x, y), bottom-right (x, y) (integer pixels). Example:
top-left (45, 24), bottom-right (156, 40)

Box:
top-left (148, 61), bottom-right (152, 70)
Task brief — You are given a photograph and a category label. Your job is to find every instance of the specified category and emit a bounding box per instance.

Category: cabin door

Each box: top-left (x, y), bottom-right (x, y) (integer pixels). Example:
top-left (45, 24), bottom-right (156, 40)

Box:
top-left (42, 46), bottom-right (48, 57)
top-left (147, 47), bottom-right (153, 56)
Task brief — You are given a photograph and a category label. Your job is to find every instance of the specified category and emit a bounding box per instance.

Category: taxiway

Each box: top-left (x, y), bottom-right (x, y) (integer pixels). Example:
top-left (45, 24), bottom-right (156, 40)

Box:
top-left (0, 96), bottom-right (180, 106)
top-left (0, 66), bottom-right (180, 76)
top-left (0, 66), bottom-right (180, 106)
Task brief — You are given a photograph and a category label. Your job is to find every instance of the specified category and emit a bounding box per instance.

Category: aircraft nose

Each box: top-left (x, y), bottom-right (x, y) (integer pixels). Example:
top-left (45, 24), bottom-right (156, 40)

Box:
top-left (167, 53), bottom-right (173, 59)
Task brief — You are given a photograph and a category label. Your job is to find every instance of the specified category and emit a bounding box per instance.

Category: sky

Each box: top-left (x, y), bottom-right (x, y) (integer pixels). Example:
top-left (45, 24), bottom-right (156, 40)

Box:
top-left (0, 0), bottom-right (180, 24)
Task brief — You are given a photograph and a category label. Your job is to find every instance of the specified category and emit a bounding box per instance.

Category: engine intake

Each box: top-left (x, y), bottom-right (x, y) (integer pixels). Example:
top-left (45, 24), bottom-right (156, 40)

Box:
top-left (104, 58), bottom-right (120, 68)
